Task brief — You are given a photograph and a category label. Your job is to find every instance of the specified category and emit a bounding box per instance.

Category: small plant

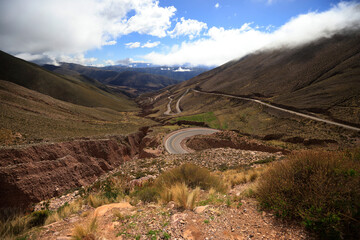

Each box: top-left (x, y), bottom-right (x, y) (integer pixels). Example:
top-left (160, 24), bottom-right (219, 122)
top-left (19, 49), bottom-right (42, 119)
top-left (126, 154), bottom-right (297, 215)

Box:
top-left (226, 198), bottom-right (232, 207)
top-left (204, 219), bottom-right (210, 224)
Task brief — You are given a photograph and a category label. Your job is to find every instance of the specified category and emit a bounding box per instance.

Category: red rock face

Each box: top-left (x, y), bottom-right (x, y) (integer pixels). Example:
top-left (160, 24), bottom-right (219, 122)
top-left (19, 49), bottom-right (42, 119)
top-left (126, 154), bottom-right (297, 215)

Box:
top-left (0, 129), bottom-right (148, 210)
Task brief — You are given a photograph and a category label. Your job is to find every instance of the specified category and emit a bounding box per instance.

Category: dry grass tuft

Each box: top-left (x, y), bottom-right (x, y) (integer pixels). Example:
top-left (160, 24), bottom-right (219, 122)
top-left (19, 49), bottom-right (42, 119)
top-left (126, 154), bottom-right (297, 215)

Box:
top-left (160, 183), bottom-right (200, 210)
top-left (222, 168), bottom-right (263, 187)
top-left (45, 199), bottom-right (83, 225)
top-left (156, 163), bottom-right (227, 193)
top-left (87, 194), bottom-right (109, 208)
top-left (72, 216), bottom-right (97, 240)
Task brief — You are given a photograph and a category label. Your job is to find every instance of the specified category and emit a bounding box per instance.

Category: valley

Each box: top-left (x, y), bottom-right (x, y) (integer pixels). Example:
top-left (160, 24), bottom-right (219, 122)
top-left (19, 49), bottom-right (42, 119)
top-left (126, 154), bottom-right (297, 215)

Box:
top-left (0, 31), bottom-right (359, 240)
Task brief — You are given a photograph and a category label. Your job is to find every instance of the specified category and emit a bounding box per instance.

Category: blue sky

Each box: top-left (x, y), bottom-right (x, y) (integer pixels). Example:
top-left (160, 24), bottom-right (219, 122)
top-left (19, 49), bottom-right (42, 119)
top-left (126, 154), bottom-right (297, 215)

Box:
top-left (1, 0), bottom-right (359, 67)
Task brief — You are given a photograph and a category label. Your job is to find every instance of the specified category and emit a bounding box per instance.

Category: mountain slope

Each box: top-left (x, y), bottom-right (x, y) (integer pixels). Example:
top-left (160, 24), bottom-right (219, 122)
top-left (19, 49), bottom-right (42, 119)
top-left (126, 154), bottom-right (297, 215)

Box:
top-left (0, 80), bottom-right (154, 145)
top-left (168, 33), bottom-right (360, 125)
top-left (0, 51), bottom-right (137, 111)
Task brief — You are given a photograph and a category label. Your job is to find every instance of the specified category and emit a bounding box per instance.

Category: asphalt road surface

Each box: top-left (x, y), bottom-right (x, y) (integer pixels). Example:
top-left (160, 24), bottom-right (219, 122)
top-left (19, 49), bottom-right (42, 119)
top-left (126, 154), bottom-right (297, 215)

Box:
top-left (164, 128), bottom-right (220, 154)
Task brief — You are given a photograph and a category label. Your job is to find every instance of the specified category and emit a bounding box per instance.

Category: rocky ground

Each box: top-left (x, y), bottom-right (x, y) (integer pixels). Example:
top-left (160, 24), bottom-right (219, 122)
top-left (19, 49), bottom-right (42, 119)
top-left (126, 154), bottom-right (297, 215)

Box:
top-left (32, 147), bottom-right (310, 240)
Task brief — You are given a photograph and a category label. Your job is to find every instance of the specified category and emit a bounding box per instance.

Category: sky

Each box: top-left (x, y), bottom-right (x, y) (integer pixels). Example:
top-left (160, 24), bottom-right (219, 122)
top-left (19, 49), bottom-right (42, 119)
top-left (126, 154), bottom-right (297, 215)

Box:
top-left (0, 0), bottom-right (359, 67)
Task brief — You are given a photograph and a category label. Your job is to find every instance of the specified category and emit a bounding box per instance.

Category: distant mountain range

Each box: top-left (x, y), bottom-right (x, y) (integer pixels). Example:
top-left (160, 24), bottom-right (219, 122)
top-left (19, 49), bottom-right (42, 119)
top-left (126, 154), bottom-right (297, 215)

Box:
top-left (42, 63), bottom-right (210, 96)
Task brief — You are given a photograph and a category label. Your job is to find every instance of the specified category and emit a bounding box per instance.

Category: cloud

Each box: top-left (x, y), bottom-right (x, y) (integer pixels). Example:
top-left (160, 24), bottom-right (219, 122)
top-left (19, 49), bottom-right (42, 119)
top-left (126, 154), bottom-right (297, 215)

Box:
top-left (125, 42), bottom-right (141, 48)
top-left (104, 59), bottom-right (116, 66)
top-left (125, 41), bottom-right (160, 48)
top-left (174, 67), bottom-right (191, 72)
top-left (142, 41), bottom-right (161, 48)
top-left (144, 2), bottom-right (360, 66)
top-left (168, 17), bottom-right (208, 39)
top-left (215, 3), bottom-right (220, 8)
top-left (104, 40), bottom-right (117, 46)
top-left (0, 0), bottom-right (176, 63)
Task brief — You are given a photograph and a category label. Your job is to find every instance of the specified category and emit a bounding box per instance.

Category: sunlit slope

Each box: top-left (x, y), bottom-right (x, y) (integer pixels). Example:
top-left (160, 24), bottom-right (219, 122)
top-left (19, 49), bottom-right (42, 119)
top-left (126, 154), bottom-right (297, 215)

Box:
top-left (0, 51), bottom-right (137, 111)
top-left (0, 80), bottom-right (154, 145)
top-left (171, 33), bottom-right (360, 124)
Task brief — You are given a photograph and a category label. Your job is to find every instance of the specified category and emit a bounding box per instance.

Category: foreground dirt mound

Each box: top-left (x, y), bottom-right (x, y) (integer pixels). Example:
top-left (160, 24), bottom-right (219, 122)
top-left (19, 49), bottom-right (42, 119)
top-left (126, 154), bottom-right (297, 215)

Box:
top-left (186, 131), bottom-right (288, 154)
top-left (0, 128), bottom-right (149, 210)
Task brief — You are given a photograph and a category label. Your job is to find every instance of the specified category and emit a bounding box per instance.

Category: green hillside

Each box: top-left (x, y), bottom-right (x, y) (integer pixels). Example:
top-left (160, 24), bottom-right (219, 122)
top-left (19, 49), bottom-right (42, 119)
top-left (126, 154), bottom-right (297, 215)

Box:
top-left (0, 51), bottom-right (137, 111)
top-left (0, 80), bottom-right (154, 145)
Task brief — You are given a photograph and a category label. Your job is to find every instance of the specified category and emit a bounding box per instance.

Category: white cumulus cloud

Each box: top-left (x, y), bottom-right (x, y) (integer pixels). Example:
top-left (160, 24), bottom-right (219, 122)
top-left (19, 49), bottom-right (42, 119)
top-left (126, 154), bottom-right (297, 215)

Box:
top-left (144, 2), bottom-right (360, 66)
top-left (142, 41), bottom-right (161, 48)
top-left (0, 0), bottom-right (176, 63)
top-left (168, 17), bottom-right (208, 39)
top-left (125, 42), bottom-right (141, 48)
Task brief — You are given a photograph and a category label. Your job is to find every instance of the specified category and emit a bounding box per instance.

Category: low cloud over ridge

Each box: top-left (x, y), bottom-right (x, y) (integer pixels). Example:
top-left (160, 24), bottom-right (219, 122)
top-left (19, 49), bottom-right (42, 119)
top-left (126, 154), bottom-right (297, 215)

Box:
top-left (0, 0), bottom-right (175, 65)
top-left (144, 2), bottom-right (360, 66)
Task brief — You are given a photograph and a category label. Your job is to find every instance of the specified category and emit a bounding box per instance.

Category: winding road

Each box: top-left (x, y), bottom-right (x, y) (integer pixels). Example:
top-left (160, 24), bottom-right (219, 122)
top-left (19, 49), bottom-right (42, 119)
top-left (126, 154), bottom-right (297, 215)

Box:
top-left (164, 128), bottom-right (220, 154)
top-left (164, 89), bottom-right (189, 115)
top-left (193, 89), bottom-right (360, 132)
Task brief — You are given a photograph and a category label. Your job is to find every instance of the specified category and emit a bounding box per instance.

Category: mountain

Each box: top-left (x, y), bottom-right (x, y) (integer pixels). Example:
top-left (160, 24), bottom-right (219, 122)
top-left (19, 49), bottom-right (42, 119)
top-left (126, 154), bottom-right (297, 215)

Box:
top-left (0, 80), bottom-right (154, 145)
top-left (161, 32), bottom-right (360, 125)
top-left (0, 51), bottom-right (136, 111)
top-left (143, 32), bottom-right (360, 144)
top-left (43, 63), bottom-right (179, 94)
top-left (103, 65), bottom-right (211, 81)
top-left (107, 71), bottom-right (178, 92)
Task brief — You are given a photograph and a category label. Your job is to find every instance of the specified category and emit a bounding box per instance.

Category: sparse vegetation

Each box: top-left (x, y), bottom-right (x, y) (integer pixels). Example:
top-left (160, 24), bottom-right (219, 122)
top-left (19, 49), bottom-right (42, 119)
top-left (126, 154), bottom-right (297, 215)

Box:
top-left (257, 149), bottom-right (360, 239)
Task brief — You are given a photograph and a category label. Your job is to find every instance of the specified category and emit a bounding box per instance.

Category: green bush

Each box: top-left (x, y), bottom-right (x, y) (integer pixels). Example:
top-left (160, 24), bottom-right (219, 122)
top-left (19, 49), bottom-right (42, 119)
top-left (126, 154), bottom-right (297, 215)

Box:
top-left (28, 210), bottom-right (50, 228)
top-left (257, 149), bottom-right (360, 239)
top-left (131, 186), bottom-right (159, 203)
top-left (155, 163), bottom-right (227, 192)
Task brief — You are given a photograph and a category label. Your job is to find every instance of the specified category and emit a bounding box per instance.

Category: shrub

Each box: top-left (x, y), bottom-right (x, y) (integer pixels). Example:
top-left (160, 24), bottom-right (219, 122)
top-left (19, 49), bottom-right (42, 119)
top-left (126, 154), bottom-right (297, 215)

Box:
top-left (156, 163), bottom-right (227, 192)
top-left (27, 210), bottom-right (50, 228)
top-left (130, 186), bottom-right (159, 203)
top-left (256, 149), bottom-right (360, 239)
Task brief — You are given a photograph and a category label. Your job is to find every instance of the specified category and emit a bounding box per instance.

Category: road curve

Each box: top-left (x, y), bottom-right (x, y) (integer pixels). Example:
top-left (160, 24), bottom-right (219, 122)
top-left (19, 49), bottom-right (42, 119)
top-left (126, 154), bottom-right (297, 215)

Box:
top-left (193, 89), bottom-right (360, 132)
top-left (164, 128), bottom-right (220, 154)
top-left (164, 89), bottom-right (190, 115)
top-left (164, 96), bottom-right (173, 115)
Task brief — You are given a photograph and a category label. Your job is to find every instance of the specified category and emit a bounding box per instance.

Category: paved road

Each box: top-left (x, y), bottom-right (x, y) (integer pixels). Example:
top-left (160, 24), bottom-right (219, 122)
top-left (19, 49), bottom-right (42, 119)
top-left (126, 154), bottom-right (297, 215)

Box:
top-left (164, 128), bottom-right (220, 154)
top-left (164, 89), bottom-right (189, 115)
top-left (164, 96), bottom-right (173, 115)
top-left (176, 88), bottom-right (190, 113)
top-left (193, 89), bottom-right (360, 132)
